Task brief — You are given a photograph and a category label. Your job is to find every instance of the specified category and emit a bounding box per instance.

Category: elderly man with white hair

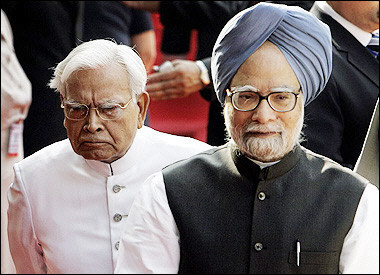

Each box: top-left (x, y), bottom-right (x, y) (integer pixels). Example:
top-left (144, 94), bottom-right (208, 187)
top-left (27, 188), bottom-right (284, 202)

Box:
top-left (7, 39), bottom-right (211, 274)
top-left (115, 3), bottom-right (379, 274)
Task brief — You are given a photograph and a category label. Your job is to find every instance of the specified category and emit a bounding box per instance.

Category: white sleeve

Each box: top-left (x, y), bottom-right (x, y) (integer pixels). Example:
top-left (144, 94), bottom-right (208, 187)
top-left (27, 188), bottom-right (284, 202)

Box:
top-left (8, 164), bottom-right (46, 274)
top-left (115, 171), bottom-right (180, 274)
top-left (339, 184), bottom-right (379, 274)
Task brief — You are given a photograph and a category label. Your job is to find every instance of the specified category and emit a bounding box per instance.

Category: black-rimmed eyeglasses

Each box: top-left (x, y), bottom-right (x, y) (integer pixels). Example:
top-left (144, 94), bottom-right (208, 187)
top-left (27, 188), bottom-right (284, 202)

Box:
top-left (226, 88), bottom-right (300, 112)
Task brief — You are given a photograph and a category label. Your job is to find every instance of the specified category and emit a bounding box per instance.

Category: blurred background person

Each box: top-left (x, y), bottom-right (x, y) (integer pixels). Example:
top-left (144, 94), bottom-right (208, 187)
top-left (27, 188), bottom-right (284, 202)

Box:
top-left (1, 9), bottom-right (31, 274)
top-left (302, 1), bottom-right (379, 169)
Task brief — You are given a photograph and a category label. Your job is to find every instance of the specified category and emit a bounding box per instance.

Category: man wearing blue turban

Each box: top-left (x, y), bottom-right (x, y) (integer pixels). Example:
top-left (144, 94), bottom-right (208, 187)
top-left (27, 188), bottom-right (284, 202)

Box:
top-left (115, 3), bottom-right (379, 274)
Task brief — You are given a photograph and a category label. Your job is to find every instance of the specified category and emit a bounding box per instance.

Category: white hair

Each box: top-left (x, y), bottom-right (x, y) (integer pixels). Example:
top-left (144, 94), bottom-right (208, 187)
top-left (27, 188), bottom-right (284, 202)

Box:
top-left (48, 39), bottom-right (147, 102)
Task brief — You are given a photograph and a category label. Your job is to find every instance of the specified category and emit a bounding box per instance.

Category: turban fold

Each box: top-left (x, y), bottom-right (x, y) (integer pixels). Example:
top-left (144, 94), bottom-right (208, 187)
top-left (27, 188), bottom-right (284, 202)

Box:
top-left (211, 2), bottom-right (332, 106)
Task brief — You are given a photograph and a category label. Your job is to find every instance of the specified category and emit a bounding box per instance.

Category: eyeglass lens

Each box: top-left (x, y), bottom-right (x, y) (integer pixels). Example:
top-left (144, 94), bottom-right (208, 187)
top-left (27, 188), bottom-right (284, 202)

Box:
top-left (63, 103), bottom-right (125, 120)
top-left (232, 91), bottom-right (298, 112)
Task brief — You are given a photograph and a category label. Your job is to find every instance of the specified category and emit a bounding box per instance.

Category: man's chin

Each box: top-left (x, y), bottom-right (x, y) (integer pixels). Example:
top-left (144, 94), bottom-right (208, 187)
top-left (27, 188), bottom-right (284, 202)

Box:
top-left (240, 147), bottom-right (282, 162)
top-left (76, 149), bottom-right (113, 162)
top-left (248, 152), bottom-right (285, 162)
top-left (240, 137), bottom-right (286, 162)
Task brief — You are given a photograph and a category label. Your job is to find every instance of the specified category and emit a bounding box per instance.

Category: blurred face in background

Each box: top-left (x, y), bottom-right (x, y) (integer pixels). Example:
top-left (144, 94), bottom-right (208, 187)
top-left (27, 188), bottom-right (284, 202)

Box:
top-left (224, 41), bottom-right (304, 162)
top-left (328, 1), bottom-right (379, 32)
top-left (62, 63), bottom-right (148, 163)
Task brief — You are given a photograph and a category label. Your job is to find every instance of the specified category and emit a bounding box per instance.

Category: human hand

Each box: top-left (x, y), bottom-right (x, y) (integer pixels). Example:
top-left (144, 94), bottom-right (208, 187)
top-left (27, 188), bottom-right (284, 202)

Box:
top-left (146, 60), bottom-right (204, 101)
top-left (122, 1), bottom-right (160, 13)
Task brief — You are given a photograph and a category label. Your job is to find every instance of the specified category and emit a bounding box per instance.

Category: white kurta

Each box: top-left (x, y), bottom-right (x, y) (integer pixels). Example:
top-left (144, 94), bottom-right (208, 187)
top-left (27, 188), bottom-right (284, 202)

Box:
top-left (115, 172), bottom-right (379, 274)
top-left (7, 126), bottom-right (212, 274)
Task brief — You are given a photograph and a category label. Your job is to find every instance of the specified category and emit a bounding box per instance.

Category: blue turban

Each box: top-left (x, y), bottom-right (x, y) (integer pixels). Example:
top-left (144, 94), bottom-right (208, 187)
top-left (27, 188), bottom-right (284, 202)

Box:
top-left (211, 2), bottom-right (332, 106)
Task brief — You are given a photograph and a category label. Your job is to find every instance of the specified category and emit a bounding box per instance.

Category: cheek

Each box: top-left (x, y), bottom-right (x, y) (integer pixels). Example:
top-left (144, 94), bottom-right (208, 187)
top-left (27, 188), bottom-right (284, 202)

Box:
top-left (280, 112), bottom-right (297, 130)
top-left (232, 111), bottom-right (251, 127)
top-left (64, 120), bottom-right (84, 144)
top-left (111, 120), bottom-right (138, 147)
top-left (286, 100), bottom-right (303, 123)
top-left (282, 107), bottom-right (304, 135)
top-left (116, 108), bottom-right (141, 136)
top-left (225, 104), bottom-right (250, 132)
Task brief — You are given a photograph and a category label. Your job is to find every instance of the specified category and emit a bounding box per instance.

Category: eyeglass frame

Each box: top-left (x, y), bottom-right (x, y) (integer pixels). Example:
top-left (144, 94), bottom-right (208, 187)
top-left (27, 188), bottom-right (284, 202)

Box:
top-left (60, 98), bottom-right (133, 121)
top-left (226, 87), bottom-right (301, 113)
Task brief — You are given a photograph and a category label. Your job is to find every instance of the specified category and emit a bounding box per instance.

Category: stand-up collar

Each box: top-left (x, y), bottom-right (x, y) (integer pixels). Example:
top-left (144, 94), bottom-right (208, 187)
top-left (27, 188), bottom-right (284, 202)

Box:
top-left (231, 143), bottom-right (302, 182)
top-left (231, 145), bottom-right (261, 182)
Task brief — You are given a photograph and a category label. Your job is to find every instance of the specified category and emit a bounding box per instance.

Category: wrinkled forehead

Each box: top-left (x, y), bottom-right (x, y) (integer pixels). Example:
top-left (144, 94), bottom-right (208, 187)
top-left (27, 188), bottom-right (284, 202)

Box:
top-left (65, 63), bottom-right (129, 83)
top-left (63, 65), bottom-right (131, 100)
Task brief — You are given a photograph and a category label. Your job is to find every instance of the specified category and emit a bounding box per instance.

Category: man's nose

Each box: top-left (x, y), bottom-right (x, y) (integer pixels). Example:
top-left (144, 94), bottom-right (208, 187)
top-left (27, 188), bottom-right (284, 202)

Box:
top-left (251, 99), bottom-right (277, 124)
top-left (84, 108), bottom-right (104, 133)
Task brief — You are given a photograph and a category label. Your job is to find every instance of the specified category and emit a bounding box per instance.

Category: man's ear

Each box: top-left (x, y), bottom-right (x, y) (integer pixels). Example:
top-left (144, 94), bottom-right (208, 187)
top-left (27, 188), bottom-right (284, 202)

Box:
top-left (60, 94), bottom-right (68, 129)
top-left (136, 91), bottom-right (150, 128)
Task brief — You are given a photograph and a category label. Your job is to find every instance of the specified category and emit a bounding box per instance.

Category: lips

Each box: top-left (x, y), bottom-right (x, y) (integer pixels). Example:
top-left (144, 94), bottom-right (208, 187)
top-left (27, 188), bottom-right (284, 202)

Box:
top-left (244, 122), bottom-right (283, 137)
top-left (80, 140), bottom-right (109, 148)
top-left (81, 140), bottom-right (106, 143)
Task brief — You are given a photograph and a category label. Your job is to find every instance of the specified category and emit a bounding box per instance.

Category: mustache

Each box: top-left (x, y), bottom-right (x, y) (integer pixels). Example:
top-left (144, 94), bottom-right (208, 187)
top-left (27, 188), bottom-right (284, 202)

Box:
top-left (243, 122), bottom-right (284, 133)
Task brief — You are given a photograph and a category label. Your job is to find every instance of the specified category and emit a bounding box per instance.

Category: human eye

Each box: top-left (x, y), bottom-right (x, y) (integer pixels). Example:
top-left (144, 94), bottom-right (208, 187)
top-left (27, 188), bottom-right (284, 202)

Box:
top-left (99, 104), bottom-right (120, 118)
top-left (67, 103), bottom-right (86, 112)
top-left (233, 91), bottom-right (258, 110)
top-left (237, 91), bottom-right (256, 100)
top-left (64, 103), bottom-right (87, 119)
top-left (100, 104), bottom-right (119, 111)
top-left (271, 92), bottom-right (292, 102)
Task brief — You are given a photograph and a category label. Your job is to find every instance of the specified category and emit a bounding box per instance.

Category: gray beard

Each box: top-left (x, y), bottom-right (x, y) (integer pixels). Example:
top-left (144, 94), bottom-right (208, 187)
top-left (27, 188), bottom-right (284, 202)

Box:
top-left (224, 106), bottom-right (304, 162)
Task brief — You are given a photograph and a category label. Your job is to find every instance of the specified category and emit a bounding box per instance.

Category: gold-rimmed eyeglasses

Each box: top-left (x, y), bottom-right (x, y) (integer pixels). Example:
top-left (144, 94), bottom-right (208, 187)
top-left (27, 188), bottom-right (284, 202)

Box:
top-left (61, 98), bottom-right (133, 120)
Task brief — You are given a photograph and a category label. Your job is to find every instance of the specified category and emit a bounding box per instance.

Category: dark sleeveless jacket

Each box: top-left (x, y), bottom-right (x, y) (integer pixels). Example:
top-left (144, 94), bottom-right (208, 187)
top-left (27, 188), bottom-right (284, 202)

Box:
top-left (163, 144), bottom-right (367, 274)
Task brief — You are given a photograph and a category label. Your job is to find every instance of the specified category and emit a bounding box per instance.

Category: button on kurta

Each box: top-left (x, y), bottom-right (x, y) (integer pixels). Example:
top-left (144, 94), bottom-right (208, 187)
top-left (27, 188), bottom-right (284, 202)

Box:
top-left (113, 185), bottom-right (122, 193)
top-left (258, 192), bottom-right (266, 201)
top-left (254, 242), bottom-right (263, 251)
top-left (113, 213), bottom-right (122, 222)
top-left (115, 241), bottom-right (120, 250)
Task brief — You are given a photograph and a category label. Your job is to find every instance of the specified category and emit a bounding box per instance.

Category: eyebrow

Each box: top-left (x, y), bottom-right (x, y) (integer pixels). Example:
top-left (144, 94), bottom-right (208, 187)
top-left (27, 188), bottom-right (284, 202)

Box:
top-left (63, 98), bottom-right (123, 105)
top-left (64, 99), bottom-right (83, 104)
top-left (232, 85), bottom-right (299, 92)
top-left (270, 86), bottom-right (300, 93)
top-left (231, 85), bottom-right (259, 92)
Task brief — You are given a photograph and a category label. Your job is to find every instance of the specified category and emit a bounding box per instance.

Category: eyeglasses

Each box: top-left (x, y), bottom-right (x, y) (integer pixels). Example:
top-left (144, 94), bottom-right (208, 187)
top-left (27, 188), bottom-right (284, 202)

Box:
top-left (226, 87), bottom-right (300, 112)
top-left (61, 98), bottom-right (133, 120)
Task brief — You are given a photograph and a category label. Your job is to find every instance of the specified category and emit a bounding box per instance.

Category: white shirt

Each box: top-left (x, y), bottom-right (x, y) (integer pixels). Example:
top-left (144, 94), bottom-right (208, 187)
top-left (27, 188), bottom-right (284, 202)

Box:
top-left (7, 126), bottom-right (212, 274)
top-left (316, 1), bottom-right (372, 46)
top-left (115, 172), bottom-right (379, 274)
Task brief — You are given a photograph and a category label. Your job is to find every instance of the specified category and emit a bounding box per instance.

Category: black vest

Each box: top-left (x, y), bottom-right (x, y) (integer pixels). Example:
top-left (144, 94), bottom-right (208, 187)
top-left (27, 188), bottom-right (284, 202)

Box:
top-left (163, 144), bottom-right (367, 274)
